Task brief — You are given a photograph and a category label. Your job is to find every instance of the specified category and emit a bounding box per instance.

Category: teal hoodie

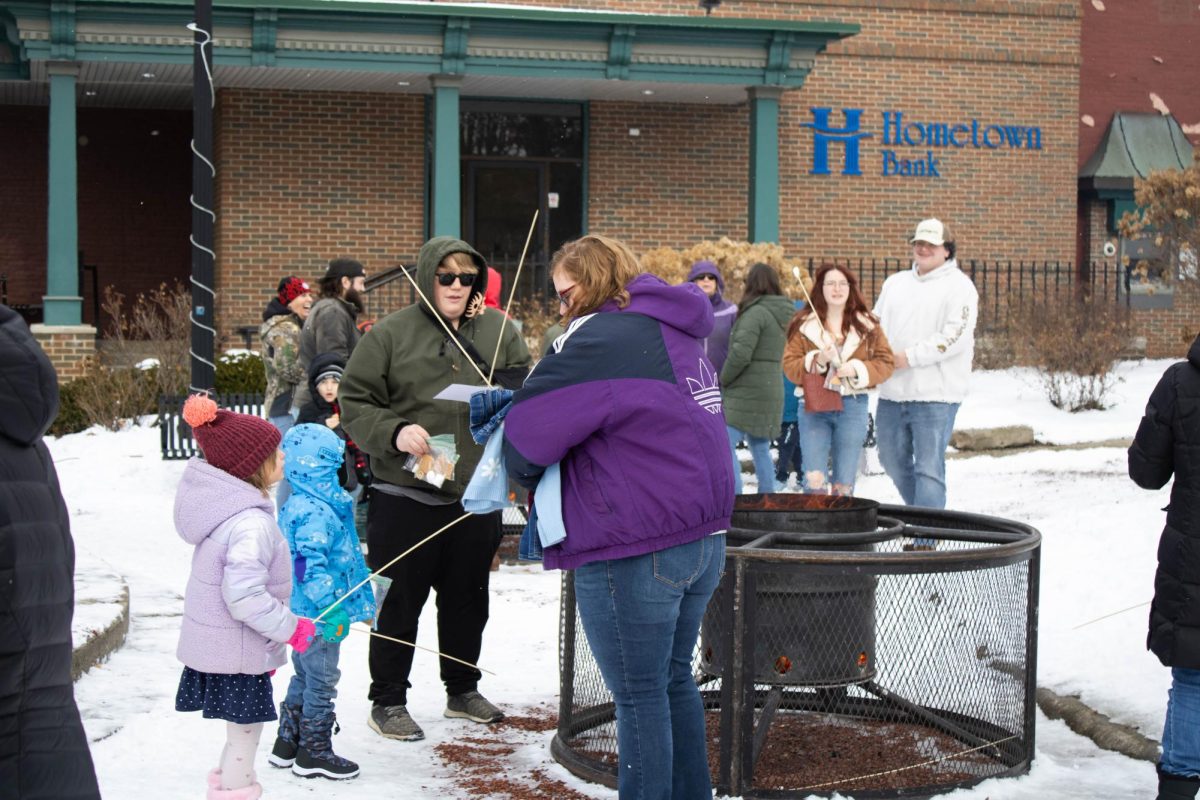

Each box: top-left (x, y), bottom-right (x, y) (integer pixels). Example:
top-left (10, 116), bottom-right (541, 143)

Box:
top-left (279, 423), bottom-right (375, 622)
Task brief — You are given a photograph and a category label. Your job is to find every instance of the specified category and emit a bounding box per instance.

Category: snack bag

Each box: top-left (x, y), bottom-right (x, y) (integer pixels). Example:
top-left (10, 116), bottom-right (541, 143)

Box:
top-left (404, 433), bottom-right (459, 488)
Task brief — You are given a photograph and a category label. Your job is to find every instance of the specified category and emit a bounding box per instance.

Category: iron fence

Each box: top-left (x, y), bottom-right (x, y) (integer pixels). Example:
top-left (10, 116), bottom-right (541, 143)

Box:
top-left (802, 258), bottom-right (1130, 332)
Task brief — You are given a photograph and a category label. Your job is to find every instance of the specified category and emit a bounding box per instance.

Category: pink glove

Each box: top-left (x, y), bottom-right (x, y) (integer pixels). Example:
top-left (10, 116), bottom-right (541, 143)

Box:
top-left (287, 618), bottom-right (316, 654)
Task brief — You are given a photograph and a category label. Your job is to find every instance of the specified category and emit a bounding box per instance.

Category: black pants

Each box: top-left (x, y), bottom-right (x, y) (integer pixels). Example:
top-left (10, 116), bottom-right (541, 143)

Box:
top-left (775, 421), bottom-right (803, 483)
top-left (365, 491), bottom-right (499, 706)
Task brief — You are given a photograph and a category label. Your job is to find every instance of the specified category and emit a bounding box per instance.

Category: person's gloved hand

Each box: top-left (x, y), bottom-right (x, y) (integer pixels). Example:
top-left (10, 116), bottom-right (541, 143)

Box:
top-left (288, 618), bottom-right (316, 654)
top-left (318, 604), bottom-right (351, 643)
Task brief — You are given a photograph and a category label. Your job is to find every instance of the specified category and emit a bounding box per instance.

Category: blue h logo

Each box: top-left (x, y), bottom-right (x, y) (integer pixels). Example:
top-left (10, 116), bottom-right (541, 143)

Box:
top-left (800, 108), bottom-right (873, 176)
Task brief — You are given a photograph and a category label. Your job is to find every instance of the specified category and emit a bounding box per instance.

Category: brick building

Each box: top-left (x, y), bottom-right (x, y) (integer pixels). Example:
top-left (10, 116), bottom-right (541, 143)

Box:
top-left (7, 0), bottom-right (1189, 376)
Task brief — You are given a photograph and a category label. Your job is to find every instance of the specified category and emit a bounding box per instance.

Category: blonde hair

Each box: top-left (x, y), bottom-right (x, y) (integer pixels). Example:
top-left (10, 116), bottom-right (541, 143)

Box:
top-left (551, 234), bottom-right (641, 320)
top-left (246, 449), bottom-right (280, 497)
top-left (440, 251), bottom-right (478, 273)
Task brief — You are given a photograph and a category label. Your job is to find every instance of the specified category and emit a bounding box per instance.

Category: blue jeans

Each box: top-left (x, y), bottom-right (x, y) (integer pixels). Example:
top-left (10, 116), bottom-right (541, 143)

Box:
top-left (727, 426), bottom-right (776, 495)
top-left (270, 413), bottom-right (295, 508)
top-left (1162, 667), bottom-right (1200, 777)
top-left (875, 399), bottom-right (959, 509)
top-left (799, 394), bottom-right (869, 494)
top-left (573, 535), bottom-right (726, 800)
top-left (283, 635), bottom-right (342, 720)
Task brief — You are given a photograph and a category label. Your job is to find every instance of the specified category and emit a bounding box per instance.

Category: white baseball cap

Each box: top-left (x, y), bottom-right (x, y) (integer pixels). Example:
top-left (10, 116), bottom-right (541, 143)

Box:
top-left (909, 218), bottom-right (952, 246)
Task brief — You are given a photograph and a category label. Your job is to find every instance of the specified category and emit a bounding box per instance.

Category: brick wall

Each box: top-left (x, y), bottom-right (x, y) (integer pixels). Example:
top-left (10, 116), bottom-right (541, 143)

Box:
top-left (1079, 0), bottom-right (1200, 164)
top-left (29, 324), bottom-right (97, 381)
top-left (214, 89), bottom-right (426, 346)
top-left (587, 102), bottom-right (747, 248)
top-left (0, 106), bottom-right (191, 330)
top-left (580, 1), bottom-right (1080, 266)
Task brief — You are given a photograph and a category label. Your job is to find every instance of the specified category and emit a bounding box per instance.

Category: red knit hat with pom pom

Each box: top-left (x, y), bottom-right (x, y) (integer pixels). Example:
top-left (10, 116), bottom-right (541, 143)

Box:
top-left (182, 394), bottom-right (281, 480)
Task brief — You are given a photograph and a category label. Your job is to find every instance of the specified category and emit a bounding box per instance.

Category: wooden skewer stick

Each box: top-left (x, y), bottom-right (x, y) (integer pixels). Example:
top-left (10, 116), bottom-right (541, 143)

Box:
top-left (351, 624), bottom-right (495, 675)
top-left (487, 209), bottom-right (539, 386)
top-left (397, 265), bottom-right (493, 386)
top-left (315, 511), bottom-right (473, 622)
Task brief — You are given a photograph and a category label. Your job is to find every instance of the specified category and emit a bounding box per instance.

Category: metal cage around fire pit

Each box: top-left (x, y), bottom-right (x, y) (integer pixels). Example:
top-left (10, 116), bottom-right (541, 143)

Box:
top-left (552, 495), bottom-right (1041, 799)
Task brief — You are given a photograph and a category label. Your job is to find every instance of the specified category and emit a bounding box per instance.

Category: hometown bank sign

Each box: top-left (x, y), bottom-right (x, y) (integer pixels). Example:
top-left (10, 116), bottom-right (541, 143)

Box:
top-left (800, 108), bottom-right (1043, 178)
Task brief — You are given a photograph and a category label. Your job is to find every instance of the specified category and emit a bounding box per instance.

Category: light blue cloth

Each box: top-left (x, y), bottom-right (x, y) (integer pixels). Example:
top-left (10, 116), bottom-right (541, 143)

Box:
top-left (535, 463), bottom-right (566, 548)
top-left (518, 463), bottom-right (567, 562)
top-left (462, 421), bottom-right (511, 514)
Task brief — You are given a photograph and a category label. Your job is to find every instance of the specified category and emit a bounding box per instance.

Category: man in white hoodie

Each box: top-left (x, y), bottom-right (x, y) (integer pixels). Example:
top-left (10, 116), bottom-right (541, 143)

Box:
top-left (873, 219), bottom-right (978, 521)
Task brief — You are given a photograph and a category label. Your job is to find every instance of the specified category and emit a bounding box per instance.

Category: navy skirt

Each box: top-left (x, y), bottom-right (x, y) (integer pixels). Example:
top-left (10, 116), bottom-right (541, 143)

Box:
top-left (175, 667), bottom-right (277, 724)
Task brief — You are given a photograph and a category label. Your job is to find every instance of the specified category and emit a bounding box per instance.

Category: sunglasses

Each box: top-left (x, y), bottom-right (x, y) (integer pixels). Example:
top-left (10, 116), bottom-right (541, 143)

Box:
top-left (693, 274), bottom-right (718, 282)
top-left (435, 271), bottom-right (478, 287)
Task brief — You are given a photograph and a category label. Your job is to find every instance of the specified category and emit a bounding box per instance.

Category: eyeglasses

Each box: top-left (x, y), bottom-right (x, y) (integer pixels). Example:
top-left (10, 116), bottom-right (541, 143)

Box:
top-left (825, 281), bottom-right (850, 289)
top-left (556, 284), bottom-right (576, 305)
top-left (435, 271), bottom-right (478, 287)
top-left (911, 241), bottom-right (937, 251)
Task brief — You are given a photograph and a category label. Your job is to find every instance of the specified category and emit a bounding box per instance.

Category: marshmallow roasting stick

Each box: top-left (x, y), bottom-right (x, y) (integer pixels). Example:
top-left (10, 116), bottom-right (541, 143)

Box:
top-left (350, 625), bottom-right (495, 674)
top-left (791, 265), bottom-right (842, 369)
top-left (487, 209), bottom-right (539, 386)
top-left (314, 511), bottom-right (473, 622)
top-left (397, 265), bottom-right (493, 386)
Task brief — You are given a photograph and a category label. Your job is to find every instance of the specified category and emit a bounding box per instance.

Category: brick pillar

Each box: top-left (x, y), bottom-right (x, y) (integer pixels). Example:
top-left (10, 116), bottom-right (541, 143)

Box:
top-left (29, 324), bottom-right (97, 381)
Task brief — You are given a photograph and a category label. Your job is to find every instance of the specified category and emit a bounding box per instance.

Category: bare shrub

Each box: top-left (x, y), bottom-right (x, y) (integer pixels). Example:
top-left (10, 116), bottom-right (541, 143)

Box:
top-left (69, 282), bottom-right (190, 431)
top-left (70, 358), bottom-right (157, 432)
top-left (1008, 295), bottom-right (1131, 411)
top-left (640, 238), bottom-right (811, 302)
top-left (510, 296), bottom-right (561, 360)
top-left (101, 282), bottom-right (191, 397)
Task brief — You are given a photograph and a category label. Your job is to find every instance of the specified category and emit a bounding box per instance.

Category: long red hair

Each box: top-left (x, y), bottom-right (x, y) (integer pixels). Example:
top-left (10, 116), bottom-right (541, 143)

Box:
top-left (787, 263), bottom-right (877, 340)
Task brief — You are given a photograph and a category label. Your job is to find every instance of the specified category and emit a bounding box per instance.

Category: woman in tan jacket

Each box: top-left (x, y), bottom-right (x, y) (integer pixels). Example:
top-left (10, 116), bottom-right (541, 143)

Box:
top-left (782, 264), bottom-right (894, 495)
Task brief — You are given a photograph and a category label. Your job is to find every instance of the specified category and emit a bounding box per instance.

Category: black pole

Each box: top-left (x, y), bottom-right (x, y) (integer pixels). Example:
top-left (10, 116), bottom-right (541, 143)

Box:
top-left (189, 0), bottom-right (216, 392)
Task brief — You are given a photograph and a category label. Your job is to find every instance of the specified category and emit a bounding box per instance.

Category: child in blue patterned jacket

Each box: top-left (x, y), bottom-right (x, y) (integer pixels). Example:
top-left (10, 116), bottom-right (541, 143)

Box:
top-left (268, 423), bottom-right (376, 781)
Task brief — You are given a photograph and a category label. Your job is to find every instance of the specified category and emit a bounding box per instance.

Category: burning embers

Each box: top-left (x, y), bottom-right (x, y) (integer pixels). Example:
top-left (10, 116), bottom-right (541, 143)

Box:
top-left (736, 492), bottom-right (861, 512)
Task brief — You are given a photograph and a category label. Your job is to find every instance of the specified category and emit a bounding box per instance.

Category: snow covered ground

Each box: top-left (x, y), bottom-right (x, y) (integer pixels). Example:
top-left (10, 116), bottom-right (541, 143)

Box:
top-left (55, 358), bottom-right (1179, 799)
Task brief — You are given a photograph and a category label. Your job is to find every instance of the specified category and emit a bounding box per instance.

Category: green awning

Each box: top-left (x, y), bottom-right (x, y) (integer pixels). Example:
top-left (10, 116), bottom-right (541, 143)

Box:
top-left (1080, 112), bottom-right (1194, 193)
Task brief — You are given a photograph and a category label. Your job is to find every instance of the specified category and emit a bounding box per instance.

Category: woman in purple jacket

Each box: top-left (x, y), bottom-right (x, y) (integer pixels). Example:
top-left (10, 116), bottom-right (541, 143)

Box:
top-left (505, 234), bottom-right (734, 799)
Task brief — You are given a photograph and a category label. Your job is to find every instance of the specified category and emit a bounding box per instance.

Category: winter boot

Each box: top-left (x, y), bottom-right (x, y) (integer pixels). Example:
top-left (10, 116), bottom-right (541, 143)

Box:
top-left (206, 782), bottom-right (262, 800)
top-left (268, 701), bottom-right (302, 768)
top-left (1158, 765), bottom-right (1200, 800)
top-left (292, 713), bottom-right (360, 780)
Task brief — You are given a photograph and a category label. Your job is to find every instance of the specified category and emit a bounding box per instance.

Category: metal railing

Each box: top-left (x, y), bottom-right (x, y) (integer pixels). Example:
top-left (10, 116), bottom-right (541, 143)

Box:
top-left (801, 258), bottom-right (1130, 332)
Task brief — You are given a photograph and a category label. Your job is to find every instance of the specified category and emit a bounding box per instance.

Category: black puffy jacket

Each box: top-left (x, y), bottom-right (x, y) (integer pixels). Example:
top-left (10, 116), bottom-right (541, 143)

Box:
top-left (0, 305), bottom-right (101, 798)
top-left (1129, 334), bottom-right (1200, 669)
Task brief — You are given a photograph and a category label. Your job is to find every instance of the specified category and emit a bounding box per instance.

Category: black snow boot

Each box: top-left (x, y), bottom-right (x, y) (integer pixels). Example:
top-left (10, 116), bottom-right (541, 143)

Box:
top-left (268, 701), bottom-right (302, 768)
top-left (1158, 764), bottom-right (1200, 800)
top-left (292, 713), bottom-right (360, 780)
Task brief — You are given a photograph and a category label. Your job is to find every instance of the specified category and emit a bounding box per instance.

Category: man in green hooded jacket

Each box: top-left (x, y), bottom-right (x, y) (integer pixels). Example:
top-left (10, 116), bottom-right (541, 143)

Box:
top-left (340, 237), bottom-right (530, 743)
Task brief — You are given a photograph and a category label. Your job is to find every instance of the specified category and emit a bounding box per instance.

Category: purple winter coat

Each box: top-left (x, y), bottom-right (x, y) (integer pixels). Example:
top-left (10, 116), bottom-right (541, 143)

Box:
top-left (687, 260), bottom-right (737, 374)
top-left (174, 458), bottom-right (298, 674)
top-left (504, 273), bottom-right (735, 570)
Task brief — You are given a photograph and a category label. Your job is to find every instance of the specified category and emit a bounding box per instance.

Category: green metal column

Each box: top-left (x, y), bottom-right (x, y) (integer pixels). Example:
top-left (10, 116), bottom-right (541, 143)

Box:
top-left (430, 74), bottom-right (462, 238)
top-left (748, 86), bottom-right (783, 245)
top-left (44, 61), bottom-right (81, 325)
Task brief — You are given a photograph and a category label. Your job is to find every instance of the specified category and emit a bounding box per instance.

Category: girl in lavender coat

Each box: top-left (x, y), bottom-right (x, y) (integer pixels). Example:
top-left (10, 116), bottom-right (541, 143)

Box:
top-left (174, 395), bottom-right (317, 800)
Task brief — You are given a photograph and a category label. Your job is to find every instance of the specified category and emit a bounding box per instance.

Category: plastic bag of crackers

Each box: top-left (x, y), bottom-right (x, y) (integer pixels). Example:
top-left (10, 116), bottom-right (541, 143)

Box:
top-left (404, 433), bottom-right (459, 489)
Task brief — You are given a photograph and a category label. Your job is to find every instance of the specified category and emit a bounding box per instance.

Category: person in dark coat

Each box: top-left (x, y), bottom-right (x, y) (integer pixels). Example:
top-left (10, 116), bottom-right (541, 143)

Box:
top-left (295, 258), bottom-right (367, 410)
top-left (297, 353), bottom-right (370, 494)
top-left (1129, 333), bottom-right (1200, 800)
top-left (0, 304), bottom-right (101, 799)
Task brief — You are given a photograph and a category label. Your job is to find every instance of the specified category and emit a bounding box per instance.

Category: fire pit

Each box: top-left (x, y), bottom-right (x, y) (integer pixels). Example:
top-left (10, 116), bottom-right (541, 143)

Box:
top-left (552, 495), bottom-right (1041, 799)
